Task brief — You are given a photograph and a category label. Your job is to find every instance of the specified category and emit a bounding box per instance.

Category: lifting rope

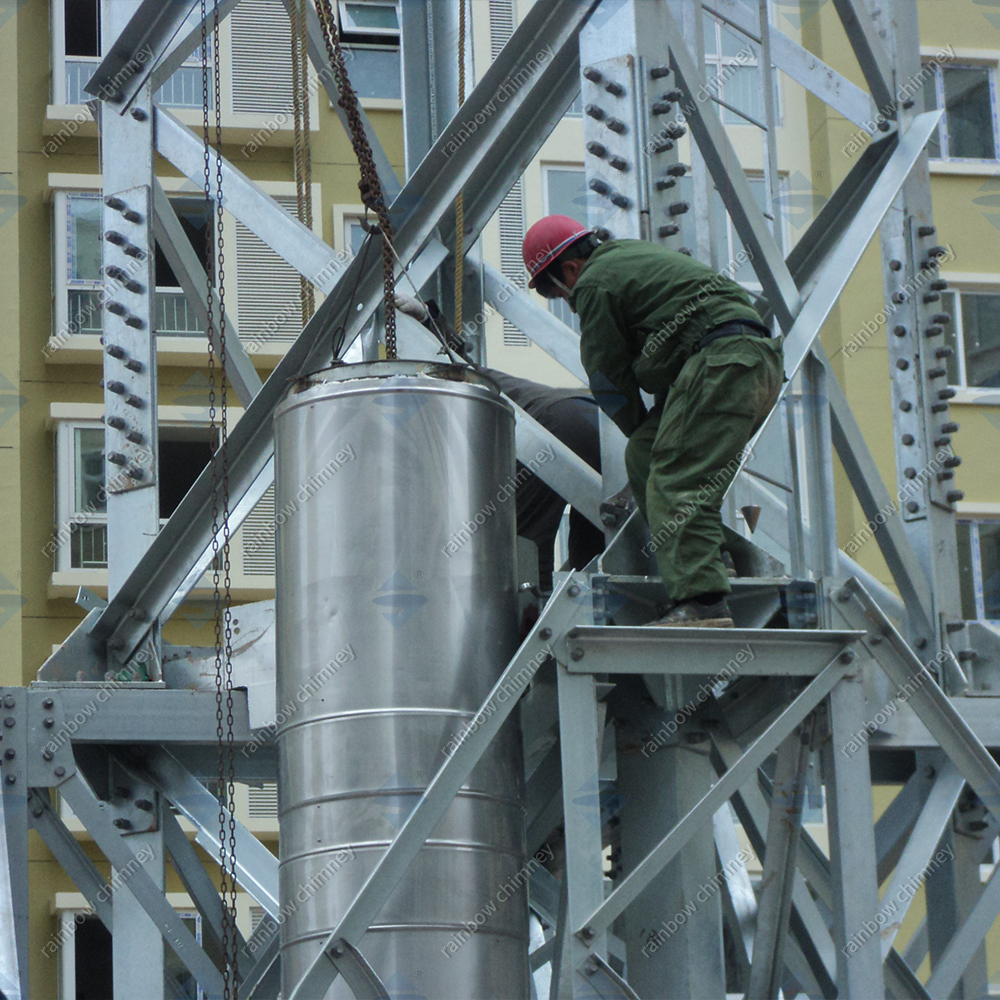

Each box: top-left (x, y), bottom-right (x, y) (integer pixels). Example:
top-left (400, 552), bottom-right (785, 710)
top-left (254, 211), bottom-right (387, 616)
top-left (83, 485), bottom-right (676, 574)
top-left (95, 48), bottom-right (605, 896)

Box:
top-left (290, 0), bottom-right (315, 326)
top-left (314, 0), bottom-right (399, 358)
top-left (200, 0), bottom-right (238, 995)
top-left (453, 1), bottom-right (467, 337)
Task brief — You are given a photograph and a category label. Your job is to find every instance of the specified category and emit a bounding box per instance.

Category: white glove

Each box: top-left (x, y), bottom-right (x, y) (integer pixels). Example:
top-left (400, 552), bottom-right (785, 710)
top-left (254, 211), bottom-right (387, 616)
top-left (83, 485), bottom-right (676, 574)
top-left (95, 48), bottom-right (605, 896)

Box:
top-left (393, 292), bottom-right (429, 322)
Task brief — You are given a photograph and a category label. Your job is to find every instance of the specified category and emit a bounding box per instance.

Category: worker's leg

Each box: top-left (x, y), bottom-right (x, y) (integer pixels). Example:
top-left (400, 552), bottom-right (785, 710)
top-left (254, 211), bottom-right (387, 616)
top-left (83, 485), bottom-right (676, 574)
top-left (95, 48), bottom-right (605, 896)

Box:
top-left (646, 337), bottom-right (784, 602)
top-left (623, 405), bottom-right (662, 524)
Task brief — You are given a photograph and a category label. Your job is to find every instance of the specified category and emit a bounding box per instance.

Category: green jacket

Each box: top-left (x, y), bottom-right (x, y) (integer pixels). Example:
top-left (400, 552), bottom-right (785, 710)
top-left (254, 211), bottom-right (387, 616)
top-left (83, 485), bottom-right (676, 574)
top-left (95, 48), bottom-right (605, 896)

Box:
top-left (568, 240), bottom-right (766, 436)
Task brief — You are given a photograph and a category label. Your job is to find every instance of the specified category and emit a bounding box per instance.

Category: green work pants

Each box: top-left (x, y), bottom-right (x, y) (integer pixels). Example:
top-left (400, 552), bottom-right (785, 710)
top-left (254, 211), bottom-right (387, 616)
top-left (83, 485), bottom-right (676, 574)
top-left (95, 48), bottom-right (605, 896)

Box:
top-left (624, 334), bottom-right (785, 602)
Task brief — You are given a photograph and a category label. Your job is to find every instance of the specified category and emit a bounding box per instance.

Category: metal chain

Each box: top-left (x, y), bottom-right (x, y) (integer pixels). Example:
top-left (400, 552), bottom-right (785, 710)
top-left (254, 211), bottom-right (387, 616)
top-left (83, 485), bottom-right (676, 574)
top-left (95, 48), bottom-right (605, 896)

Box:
top-left (314, 0), bottom-right (397, 358)
top-left (202, 1), bottom-right (237, 995)
top-left (453, 0), bottom-right (467, 334)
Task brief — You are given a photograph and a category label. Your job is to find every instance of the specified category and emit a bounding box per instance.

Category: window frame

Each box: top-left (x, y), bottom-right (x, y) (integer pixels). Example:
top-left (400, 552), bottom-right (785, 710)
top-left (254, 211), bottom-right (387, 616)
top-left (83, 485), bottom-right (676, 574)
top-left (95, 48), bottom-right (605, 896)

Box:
top-left (538, 164), bottom-right (784, 308)
top-left (333, 0), bottom-right (401, 100)
top-left (54, 190), bottom-right (215, 347)
top-left (923, 59), bottom-right (1000, 163)
top-left (50, 0), bottom-right (213, 108)
top-left (53, 418), bottom-right (220, 574)
top-left (540, 163), bottom-right (588, 335)
top-left (958, 517), bottom-right (1000, 625)
top-left (941, 282), bottom-right (1000, 393)
top-left (54, 190), bottom-right (104, 343)
top-left (702, 4), bottom-right (782, 128)
top-left (56, 905), bottom-right (205, 1000)
top-left (338, 0), bottom-right (400, 37)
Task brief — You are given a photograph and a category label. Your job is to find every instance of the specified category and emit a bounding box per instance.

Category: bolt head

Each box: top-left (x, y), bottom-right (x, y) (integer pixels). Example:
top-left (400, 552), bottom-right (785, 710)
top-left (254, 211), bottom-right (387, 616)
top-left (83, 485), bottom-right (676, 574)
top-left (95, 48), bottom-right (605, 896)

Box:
top-left (924, 765), bottom-right (936, 779)
top-left (4, 749), bottom-right (14, 760)
top-left (915, 637), bottom-right (928, 649)
top-left (331, 944), bottom-right (345, 958)
top-left (43, 717), bottom-right (54, 728)
top-left (567, 585), bottom-right (580, 598)
top-left (42, 698), bottom-right (54, 709)
top-left (2, 695), bottom-right (13, 709)
top-left (32, 807), bottom-right (43, 818)
top-left (53, 766), bottom-right (66, 777)
top-left (3, 718), bottom-right (14, 728)
top-left (837, 590), bottom-right (851, 602)
top-left (135, 798), bottom-right (153, 811)
top-left (42, 750), bottom-right (53, 761)
top-left (539, 628), bottom-right (552, 641)
top-left (839, 650), bottom-right (856, 665)
top-left (570, 648), bottom-right (585, 662)
top-left (582, 925), bottom-right (596, 939)
top-left (5, 775), bottom-right (15, 785)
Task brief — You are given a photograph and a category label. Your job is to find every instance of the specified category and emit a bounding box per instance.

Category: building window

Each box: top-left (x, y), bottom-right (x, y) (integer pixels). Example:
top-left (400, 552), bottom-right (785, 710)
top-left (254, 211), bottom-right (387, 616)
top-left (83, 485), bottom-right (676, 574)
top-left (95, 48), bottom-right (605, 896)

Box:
top-left (922, 63), bottom-right (999, 161)
top-left (55, 192), bottom-right (209, 344)
top-left (57, 909), bottom-right (204, 1000)
top-left (710, 175), bottom-right (775, 288)
top-left (957, 520), bottom-right (1000, 623)
top-left (540, 167), bottom-right (772, 319)
top-left (61, 191), bottom-right (104, 338)
top-left (55, 0), bottom-right (212, 108)
top-left (702, 9), bottom-right (780, 127)
top-left (344, 216), bottom-right (369, 256)
top-left (338, 0), bottom-right (401, 99)
top-left (542, 166), bottom-right (592, 334)
top-left (941, 289), bottom-right (1000, 388)
top-left (53, 421), bottom-right (216, 572)
top-left (155, 198), bottom-right (211, 336)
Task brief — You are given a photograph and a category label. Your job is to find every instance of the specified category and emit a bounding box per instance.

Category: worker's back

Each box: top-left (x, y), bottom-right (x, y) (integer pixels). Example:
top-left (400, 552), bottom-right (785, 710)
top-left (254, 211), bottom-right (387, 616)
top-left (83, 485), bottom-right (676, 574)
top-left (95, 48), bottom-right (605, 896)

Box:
top-left (570, 239), bottom-right (766, 397)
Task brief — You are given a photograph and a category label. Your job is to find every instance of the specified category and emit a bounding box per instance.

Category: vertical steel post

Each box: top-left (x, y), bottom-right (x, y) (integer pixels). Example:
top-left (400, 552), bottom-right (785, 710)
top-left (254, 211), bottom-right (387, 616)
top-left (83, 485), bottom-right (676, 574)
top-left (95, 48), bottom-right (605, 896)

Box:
top-left (400, 0), bottom-right (484, 361)
top-left (552, 667), bottom-right (608, 999)
top-left (822, 671), bottom-right (884, 998)
top-left (875, 0), bottom-right (963, 658)
top-left (112, 801), bottom-right (168, 1000)
top-left (615, 713), bottom-right (725, 998)
top-left (100, 1), bottom-right (159, 609)
top-left (0, 690), bottom-right (28, 1000)
top-left (99, 3), bottom-right (164, 994)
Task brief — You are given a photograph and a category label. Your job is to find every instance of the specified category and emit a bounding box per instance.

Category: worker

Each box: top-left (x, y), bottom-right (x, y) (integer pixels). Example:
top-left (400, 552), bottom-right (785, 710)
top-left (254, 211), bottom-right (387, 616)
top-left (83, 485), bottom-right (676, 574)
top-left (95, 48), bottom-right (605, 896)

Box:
top-left (522, 216), bottom-right (784, 627)
top-left (394, 292), bottom-right (605, 592)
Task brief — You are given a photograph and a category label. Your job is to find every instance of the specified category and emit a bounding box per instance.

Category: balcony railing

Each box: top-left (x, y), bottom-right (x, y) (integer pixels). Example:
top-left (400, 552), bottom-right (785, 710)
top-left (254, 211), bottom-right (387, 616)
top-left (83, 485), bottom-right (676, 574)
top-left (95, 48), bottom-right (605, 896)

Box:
top-left (64, 58), bottom-right (212, 109)
top-left (66, 289), bottom-right (204, 338)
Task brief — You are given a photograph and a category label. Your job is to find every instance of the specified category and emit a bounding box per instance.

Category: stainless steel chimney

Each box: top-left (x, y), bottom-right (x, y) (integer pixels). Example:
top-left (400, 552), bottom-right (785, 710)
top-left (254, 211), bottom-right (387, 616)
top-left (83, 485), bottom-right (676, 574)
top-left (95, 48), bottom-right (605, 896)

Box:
top-left (274, 362), bottom-right (529, 999)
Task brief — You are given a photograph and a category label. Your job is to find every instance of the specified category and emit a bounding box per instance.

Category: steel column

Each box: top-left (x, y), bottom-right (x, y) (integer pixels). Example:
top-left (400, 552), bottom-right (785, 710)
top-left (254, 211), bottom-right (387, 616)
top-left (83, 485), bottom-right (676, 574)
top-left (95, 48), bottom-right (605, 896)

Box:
top-left (747, 726), bottom-right (811, 999)
top-left (822, 672), bottom-right (885, 998)
top-left (0, 690), bottom-right (27, 1000)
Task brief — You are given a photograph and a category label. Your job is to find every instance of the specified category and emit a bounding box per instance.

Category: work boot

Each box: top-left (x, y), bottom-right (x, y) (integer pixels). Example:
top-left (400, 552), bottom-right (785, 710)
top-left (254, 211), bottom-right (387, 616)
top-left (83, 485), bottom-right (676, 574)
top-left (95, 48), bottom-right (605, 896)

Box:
top-left (650, 596), bottom-right (734, 628)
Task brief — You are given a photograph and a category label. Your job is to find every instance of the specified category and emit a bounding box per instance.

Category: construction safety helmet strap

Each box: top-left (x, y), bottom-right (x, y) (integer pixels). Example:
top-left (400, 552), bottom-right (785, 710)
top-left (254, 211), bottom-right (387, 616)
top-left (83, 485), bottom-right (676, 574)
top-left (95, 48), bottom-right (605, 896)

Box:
top-left (523, 215), bottom-right (593, 290)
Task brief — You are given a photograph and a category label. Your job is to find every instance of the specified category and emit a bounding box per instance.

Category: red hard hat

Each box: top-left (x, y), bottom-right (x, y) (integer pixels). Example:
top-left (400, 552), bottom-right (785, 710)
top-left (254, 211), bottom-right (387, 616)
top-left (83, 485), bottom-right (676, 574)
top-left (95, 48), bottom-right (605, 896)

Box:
top-left (523, 215), bottom-right (592, 289)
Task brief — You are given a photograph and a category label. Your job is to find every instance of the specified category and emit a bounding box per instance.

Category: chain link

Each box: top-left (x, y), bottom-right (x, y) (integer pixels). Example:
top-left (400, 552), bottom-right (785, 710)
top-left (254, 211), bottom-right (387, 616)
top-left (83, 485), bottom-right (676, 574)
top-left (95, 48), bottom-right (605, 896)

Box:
top-left (202, 0), bottom-right (237, 995)
top-left (314, 0), bottom-right (397, 358)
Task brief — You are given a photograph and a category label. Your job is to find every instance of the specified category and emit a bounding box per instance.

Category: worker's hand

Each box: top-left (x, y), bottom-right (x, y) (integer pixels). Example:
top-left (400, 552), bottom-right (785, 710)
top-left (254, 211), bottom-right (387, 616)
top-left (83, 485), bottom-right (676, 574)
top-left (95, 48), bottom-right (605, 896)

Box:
top-left (393, 292), bottom-right (429, 322)
top-left (599, 484), bottom-right (635, 528)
